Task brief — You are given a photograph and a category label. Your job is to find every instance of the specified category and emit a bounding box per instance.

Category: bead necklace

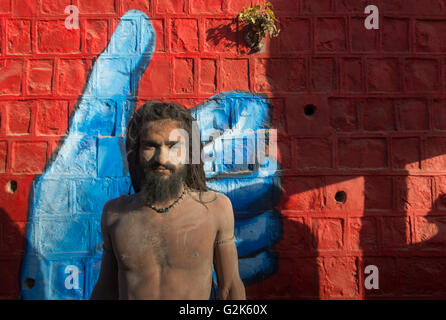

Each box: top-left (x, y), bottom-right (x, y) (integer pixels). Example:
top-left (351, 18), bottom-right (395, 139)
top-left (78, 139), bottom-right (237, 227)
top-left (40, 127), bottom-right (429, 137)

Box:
top-left (147, 188), bottom-right (188, 213)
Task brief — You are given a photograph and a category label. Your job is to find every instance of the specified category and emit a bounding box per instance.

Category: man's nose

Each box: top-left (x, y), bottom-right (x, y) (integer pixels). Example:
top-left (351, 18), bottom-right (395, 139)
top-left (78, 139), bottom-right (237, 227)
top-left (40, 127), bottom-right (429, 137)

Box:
top-left (155, 145), bottom-right (170, 165)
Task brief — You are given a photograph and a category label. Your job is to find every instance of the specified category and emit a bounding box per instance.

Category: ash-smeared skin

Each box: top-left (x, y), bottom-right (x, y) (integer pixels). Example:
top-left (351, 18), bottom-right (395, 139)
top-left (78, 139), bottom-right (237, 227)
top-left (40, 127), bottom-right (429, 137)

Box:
top-left (92, 189), bottom-right (240, 299)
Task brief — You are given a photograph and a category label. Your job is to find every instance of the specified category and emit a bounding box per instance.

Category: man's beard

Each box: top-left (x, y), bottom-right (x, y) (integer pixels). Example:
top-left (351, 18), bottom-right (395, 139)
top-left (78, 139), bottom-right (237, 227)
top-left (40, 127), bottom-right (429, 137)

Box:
top-left (141, 163), bottom-right (188, 205)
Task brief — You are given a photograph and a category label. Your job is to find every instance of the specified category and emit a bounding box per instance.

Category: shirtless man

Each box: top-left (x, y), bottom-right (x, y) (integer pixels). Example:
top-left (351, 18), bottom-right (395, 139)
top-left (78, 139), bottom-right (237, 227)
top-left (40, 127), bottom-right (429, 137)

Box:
top-left (90, 101), bottom-right (246, 300)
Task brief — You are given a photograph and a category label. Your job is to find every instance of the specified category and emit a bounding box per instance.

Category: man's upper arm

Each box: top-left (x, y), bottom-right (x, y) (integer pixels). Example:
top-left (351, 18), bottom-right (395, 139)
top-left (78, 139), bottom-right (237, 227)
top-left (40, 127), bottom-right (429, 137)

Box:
top-left (90, 200), bottom-right (119, 300)
top-left (213, 194), bottom-right (246, 300)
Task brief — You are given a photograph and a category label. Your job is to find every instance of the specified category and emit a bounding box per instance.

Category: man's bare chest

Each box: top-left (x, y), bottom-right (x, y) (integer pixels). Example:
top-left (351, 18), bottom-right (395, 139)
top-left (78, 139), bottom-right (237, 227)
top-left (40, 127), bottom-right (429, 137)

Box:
top-left (109, 209), bottom-right (217, 271)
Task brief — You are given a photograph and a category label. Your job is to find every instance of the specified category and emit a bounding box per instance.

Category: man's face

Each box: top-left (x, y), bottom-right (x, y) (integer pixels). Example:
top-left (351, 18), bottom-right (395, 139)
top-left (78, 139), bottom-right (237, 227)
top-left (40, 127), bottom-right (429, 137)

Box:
top-left (138, 119), bottom-right (188, 204)
top-left (139, 119), bottom-right (188, 176)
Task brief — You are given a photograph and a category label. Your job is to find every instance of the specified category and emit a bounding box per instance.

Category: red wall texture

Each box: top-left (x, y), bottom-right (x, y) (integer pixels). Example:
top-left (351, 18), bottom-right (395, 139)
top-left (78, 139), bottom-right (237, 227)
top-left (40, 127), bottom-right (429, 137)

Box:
top-left (2, 0), bottom-right (446, 299)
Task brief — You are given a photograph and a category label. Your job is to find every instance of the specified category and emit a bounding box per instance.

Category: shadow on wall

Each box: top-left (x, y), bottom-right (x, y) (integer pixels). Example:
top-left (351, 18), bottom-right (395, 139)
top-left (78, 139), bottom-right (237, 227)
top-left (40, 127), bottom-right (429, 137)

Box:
top-left (0, 208), bottom-right (43, 299)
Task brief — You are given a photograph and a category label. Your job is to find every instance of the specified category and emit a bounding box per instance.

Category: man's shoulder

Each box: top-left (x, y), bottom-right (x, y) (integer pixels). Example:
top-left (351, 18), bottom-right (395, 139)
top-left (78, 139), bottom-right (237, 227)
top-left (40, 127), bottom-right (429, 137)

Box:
top-left (190, 189), bottom-right (231, 206)
top-left (102, 194), bottom-right (136, 221)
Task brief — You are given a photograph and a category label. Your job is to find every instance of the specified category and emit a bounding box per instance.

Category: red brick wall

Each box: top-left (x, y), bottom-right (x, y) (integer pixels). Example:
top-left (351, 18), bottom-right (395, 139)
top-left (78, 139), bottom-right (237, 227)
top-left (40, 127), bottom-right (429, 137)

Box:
top-left (2, 0), bottom-right (446, 299)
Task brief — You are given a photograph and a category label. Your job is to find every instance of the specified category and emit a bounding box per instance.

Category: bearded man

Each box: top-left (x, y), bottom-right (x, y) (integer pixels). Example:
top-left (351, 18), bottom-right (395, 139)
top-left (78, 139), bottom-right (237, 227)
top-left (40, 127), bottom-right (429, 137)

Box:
top-left (90, 101), bottom-right (246, 300)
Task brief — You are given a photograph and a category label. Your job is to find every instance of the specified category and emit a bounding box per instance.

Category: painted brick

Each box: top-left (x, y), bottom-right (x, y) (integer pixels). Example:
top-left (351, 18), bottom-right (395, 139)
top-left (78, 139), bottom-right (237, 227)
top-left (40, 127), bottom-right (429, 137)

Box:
top-left (0, 0), bottom-right (11, 13)
top-left (311, 58), bottom-right (335, 92)
top-left (255, 58), bottom-right (306, 93)
top-left (174, 58), bottom-right (194, 94)
top-left (329, 98), bottom-right (358, 132)
top-left (0, 174), bottom-right (34, 222)
top-left (139, 55), bottom-right (171, 97)
top-left (294, 138), bottom-right (331, 169)
top-left (382, 0), bottom-right (446, 15)
top-left (415, 20), bottom-right (446, 52)
top-left (382, 18), bottom-right (409, 52)
top-left (204, 19), bottom-right (238, 54)
top-left (5, 101), bottom-right (32, 135)
top-left (349, 218), bottom-right (378, 251)
top-left (338, 138), bottom-right (387, 169)
top-left (221, 58), bottom-right (249, 91)
top-left (7, 19), bottom-right (32, 54)
top-left (316, 18), bottom-right (346, 52)
top-left (86, 20), bottom-right (109, 55)
top-left (391, 138), bottom-right (420, 170)
top-left (27, 59), bottom-right (54, 95)
top-left (49, 260), bottom-right (85, 299)
top-left (362, 258), bottom-right (397, 297)
top-left (11, 142), bottom-right (47, 174)
top-left (97, 137), bottom-right (127, 178)
top-left (0, 258), bottom-right (20, 296)
top-left (77, 0), bottom-right (116, 14)
top-left (414, 216), bottom-right (446, 248)
top-left (396, 176), bottom-right (432, 211)
top-left (335, 0), bottom-right (371, 12)
top-left (40, 0), bottom-right (69, 15)
top-left (171, 19), bottom-right (199, 53)
top-left (366, 58), bottom-right (400, 92)
top-left (265, 0), bottom-right (298, 13)
top-left (37, 217), bottom-right (91, 254)
top-left (199, 59), bottom-right (217, 94)
top-left (284, 96), bottom-right (330, 136)
top-left (325, 176), bottom-right (365, 211)
top-left (33, 178), bottom-right (70, 215)
top-left (288, 257), bottom-right (320, 298)
top-left (423, 137), bottom-right (446, 170)
top-left (364, 176), bottom-right (393, 210)
top-left (260, 256), bottom-right (293, 299)
top-left (36, 101), bottom-right (68, 136)
top-left (275, 215), bottom-right (308, 252)
top-left (191, 0), bottom-right (223, 14)
top-left (381, 217), bottom-right (410, 248)
top-left (432, 99), bottom-right (446, 131)
top-left (58, 59), bottom-right (91, 96)
top-left (341, 58), bottom-right (363, 93)
top-left (226, 0), bottom-right (250, 13)
top-left (0, 142), bottom-right (6, 172)
top-left (396, 99), bottom-right (429, 131)
top-left (152, 19), bottom-right (165, 52)
top-left (433, 176), bottom-right (446, 211)
top-left (399, 258), bottom-right (446, 296)
top-left (351, 17), bottom-right (378, 52)
top-left (277, 139), bottom-right (291, 170)
top-left (11, 0), bottom-right (37, 16)
top-left (45, 136), bottom-right (97, 177)
top-left (362, 99), bottom-right (395, 131)
top-left (37, 20), bottom-right (81, 53)
top-left (280, 177), bottom-right (324, 211)
top-left (405, 59), bottom-right (439, 92)
top-left (74, 178), bottom-right (114, 214)
top-left (121, 0), bottom-right (151, 12)
top-left (156, 0), bottom-right (186, 14)
top-left (0, 59), bottom-right (24, 95)
top-left (0, 220), bottom-right (25, 255)
top-left (279, 19), bottom-right (311, 53)
top-left (271, 99), bottom-right (287, 136)
top-left (302, 0), bottom-right (331, 13)
top-left (312, 218), bottom-right (344, 251)
top-left (318, 256), bottom-right (359, 298)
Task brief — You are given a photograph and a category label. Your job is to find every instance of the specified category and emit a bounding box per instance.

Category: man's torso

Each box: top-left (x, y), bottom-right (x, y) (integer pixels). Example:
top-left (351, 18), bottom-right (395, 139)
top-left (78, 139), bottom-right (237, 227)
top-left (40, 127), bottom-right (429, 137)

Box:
top-left (104, 190), bottom-right (221, 299)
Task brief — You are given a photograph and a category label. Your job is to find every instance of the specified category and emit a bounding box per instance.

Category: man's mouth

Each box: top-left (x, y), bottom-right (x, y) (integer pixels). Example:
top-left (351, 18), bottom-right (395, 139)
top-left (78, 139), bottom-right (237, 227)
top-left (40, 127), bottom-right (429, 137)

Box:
top-left (151, 167), bottom-right (172, 174)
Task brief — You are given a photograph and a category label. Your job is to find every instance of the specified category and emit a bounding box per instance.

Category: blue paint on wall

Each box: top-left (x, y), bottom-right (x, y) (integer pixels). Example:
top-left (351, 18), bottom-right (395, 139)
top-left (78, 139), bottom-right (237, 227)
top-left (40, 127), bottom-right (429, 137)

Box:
top-left (20, 10), bottom-right (282, 299)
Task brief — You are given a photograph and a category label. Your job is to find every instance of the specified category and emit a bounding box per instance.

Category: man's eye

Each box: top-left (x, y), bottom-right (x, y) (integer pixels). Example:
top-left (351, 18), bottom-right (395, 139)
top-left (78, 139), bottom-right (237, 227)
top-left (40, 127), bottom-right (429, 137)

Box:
top-left (170, 143), bottom-right (182, 149)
